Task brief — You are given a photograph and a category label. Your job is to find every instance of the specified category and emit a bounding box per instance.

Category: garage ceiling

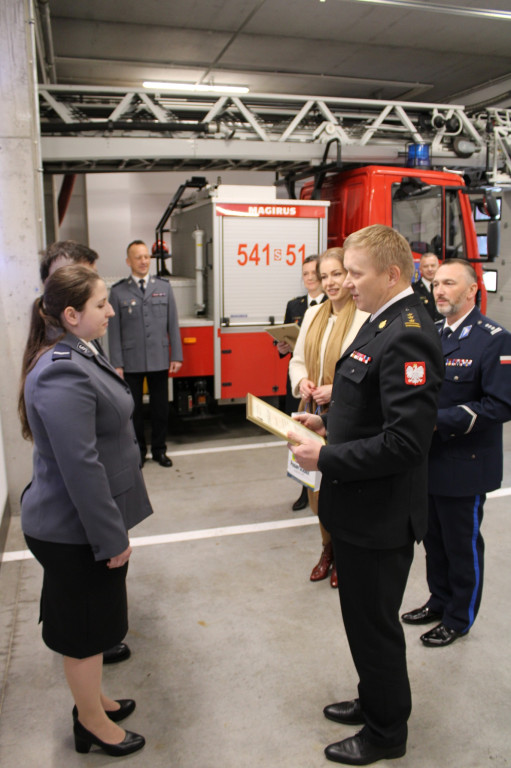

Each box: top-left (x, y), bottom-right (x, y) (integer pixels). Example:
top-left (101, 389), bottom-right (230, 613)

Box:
top-left (40, 0), bottom-right (511, 107)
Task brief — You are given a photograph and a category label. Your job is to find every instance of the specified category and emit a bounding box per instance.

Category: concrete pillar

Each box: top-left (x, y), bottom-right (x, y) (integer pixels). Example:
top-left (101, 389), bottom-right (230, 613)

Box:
top-left (0, 0), bottom-right (44, 526)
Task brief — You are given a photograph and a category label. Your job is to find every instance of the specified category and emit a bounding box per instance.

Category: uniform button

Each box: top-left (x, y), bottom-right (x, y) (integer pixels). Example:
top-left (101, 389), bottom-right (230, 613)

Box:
top-left (450, 433), bottom-right (455, 437)
top-left (332, 479), bottom-right (338, 485)
top-left (350, 368), bottom-right (355, 374)
top-left (454, 376), bottom-right (459, 381)
top-left (471, 454), bottom-right (476, 459)
top-left (331, 400), bottom-right (335, 406)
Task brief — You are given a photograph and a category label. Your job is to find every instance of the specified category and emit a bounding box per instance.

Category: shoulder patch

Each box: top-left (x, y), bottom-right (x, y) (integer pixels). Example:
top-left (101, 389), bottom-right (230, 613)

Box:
top-left (401, 309), bottom-right (422, 329)
top-left (52, 342), bottom-right (72, 361)
top-left (111, 278), bottom-right (128, 287)
top-left (478, 320), bottom-right (503, 336)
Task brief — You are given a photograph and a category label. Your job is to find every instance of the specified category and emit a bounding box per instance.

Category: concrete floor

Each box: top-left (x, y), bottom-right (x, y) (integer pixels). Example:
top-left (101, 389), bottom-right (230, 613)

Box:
top-left (1, 410), bottom-right (510, 768)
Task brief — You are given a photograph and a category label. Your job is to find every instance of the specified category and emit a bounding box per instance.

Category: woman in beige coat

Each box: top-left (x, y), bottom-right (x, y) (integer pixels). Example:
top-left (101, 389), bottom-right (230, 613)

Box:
top-left (289, 248), bottom-right (368, 586)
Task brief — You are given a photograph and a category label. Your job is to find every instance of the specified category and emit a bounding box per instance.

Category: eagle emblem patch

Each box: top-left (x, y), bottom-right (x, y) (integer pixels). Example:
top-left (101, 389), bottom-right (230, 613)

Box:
top-left (405, 361), bottom-right (426, 386)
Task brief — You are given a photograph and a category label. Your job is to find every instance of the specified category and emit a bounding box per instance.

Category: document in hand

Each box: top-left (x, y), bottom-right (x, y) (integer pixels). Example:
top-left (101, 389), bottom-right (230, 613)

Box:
top-left (246, 393), bottom-right (326, 446)
top-left (264, 323), bottom-right (300, 350)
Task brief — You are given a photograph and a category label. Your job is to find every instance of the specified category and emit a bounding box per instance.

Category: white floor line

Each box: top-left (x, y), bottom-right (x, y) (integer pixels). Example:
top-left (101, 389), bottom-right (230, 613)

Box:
top-left (166, 440), bottom-right (285, 457)
top-left (3, 487), bottom-right (510, 564)
top-left (1, 516), bottom-right (318, 563)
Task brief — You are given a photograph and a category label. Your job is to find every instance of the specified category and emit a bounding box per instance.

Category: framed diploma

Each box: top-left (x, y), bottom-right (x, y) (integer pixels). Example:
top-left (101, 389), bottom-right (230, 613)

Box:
top-left (264, 323), bottom-right (300, 349)
top-left (246, 393), bottom-right (326, 446)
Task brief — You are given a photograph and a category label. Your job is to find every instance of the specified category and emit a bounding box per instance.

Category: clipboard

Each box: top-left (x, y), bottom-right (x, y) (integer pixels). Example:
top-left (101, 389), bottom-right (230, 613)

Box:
top-left (265, 322), bottom-right (300, 350)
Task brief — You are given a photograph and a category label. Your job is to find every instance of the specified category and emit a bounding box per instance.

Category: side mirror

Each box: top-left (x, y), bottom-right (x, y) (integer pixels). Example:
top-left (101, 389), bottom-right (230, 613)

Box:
top-left (485, 191), bottom-right (500, 220)
top-left (487, 220), bottom-right (500, 261)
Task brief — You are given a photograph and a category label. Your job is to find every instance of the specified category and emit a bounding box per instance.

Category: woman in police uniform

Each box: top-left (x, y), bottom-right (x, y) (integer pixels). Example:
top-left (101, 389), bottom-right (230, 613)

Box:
top-left (19, 266), bottom-right (152, 757)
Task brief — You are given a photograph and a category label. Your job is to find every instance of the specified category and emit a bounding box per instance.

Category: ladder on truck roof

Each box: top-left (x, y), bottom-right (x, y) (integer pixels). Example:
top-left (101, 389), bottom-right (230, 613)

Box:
top-left (38, 85), bottom-right (511, 182)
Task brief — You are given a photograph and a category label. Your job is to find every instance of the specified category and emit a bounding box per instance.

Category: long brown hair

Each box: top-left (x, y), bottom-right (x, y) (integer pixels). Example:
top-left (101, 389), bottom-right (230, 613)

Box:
top-left (18, 265), bottom-right (101, 440)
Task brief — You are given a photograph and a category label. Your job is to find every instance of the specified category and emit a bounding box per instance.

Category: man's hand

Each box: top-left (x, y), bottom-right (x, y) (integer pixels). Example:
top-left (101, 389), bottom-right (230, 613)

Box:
top-left (169, 361), bottom-right (183, 374)
top-left (277, 340), bottom-right (291, 355)
top-left (291, 412), bottom-right (326, 435)
top-left (287, 434), bottom-right (322, 471)
top-left (115, 367), bottom-right (124, 379)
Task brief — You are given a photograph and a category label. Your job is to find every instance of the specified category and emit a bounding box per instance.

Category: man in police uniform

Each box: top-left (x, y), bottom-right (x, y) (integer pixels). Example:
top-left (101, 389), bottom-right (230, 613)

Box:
top-left (289, 225), bottom-right (443, 765)
top-left (108, 240), bottom-right (183, 467)
top-left (402, 259), bottom-right (511, 646)
top-left (412, 252), bottom-right (442, 321)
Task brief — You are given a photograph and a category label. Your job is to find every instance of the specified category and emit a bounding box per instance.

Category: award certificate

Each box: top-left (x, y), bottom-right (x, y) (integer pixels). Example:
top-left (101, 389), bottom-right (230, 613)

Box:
top-left (246, 393), bottom-right (326, 446)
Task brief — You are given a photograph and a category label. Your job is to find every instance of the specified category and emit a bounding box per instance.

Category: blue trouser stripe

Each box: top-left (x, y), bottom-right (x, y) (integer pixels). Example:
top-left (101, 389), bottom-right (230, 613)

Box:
top-left (467, 494), bottom-right (481, 629)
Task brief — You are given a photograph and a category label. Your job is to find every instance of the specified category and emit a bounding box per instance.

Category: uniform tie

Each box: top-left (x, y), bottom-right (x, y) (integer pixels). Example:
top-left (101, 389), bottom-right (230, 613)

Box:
top-left (139, 279), bottom-right (145, 294)
top-left (442, 326), bottom-right (452, 339)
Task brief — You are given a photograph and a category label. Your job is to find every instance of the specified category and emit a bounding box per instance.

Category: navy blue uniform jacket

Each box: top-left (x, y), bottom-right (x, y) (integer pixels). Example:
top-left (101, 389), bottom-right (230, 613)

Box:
top-left (318, 294), bottom-right (444, 549)
top-left (21, 333), bottom-right (153, 560)
top-left (429, 306), bottom-right (511, 496)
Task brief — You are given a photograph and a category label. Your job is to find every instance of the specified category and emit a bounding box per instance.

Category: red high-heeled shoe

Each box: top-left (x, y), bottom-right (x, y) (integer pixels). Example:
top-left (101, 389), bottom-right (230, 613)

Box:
top-left (310, 542), bottom-right (333, 581)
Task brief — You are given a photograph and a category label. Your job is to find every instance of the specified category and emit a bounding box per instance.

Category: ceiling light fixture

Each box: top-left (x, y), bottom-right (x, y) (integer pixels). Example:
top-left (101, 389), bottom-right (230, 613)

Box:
top-left (351, 0), bottom-right (511, 21)
top-left (143, 81), bottom-right (249, 94)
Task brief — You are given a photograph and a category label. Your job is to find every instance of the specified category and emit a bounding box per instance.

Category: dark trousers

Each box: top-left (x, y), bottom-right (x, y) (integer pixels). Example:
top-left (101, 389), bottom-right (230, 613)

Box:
top-left (424, 493), bottom-right (485, 633)
top-left (332, 536), bottom-right (414, 747)
top-left (124, 370), bottom-right (169, 456)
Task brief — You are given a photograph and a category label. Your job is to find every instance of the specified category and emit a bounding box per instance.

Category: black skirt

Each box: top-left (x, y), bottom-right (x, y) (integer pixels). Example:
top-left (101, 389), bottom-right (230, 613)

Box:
top-left (25, 535), bottom-right (128, 659)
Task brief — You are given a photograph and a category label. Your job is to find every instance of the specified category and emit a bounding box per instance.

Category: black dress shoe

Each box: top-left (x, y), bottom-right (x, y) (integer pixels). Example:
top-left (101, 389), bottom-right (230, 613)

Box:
top-left (325, 732), bottom-right (406, 765)
top-left (420, 623), bottom-right (464, 647)
top-left (103, 642), bottom-right (131, 664)
top-left (401, 604), bottom-right (442, 625)
top-left (72, 699), bottom-right (136, 723)
top-left (153, 453), bottom-right (173, 467)
top-left (324, 699), bottom-right (365, 725)
top-left (73, 719), bottom-right (145, 756)
top-left (292, 485), bottom-right (308, 511)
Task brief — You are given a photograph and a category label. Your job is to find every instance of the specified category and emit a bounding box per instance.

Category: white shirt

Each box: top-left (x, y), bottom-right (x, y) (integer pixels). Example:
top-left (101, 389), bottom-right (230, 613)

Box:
top-left (308, 293), bottom-right (325, 307)
top-left (444, 307), bottom-right (474, 334)
top-left (370, 287), bottom-right (414, 323)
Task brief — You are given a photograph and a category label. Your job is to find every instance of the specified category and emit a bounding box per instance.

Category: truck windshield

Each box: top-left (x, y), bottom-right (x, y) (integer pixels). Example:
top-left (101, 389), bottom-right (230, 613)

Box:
top-left (392, 184), bottom-right (442, 257)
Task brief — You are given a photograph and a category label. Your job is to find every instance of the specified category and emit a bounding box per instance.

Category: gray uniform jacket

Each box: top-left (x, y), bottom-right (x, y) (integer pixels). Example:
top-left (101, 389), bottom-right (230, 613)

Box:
top-left (108, 275), bottom-right (183, 373)
top-left (21, 333), bottom-right (153, 560)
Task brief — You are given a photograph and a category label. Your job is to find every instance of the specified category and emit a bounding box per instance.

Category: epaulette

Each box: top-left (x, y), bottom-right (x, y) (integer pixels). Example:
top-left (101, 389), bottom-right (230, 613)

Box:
top-left (111, 277), bottom-right (128, 287)
top-left (401, 308), bottom-right (422, 329)
top-left (477, 319), bottom-right (503, 336)
top-left (153, 275), bottom-right (169, 283)
top-left (52, 342), bottom-right (72, 361)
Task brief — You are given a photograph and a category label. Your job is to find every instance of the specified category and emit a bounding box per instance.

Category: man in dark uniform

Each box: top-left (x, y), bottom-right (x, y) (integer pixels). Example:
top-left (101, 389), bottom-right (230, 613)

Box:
top-left (108, 240), bottom-right (183, 467)
top-left (289, 225), bottom-right (443, 765)
top-left (278, 255), bottom-right (325, 510)
top-left (413, 252), bottom-right (442, 321)
top-left (402, 259), bottom-right (511, 646)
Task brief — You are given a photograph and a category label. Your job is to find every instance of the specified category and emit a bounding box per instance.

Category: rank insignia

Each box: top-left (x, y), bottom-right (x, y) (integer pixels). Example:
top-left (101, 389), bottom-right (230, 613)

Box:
top-left (404, 361), bottom-right (426, 386)
top-left (500, 356), bottom-right (511, 365)
top-left (378, 320), bottom-right (387, 329)
top-left (404, 312), bottom-right (420, 328)
top-left (459, 325), bottom-right (472, 339)
top-left (350, 351), bottom-right (372, 364)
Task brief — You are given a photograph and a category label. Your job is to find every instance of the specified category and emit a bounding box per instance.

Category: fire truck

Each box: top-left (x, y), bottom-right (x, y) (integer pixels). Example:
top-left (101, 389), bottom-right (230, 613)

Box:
top-left (300, 162), bottom-right (500, 311)
top-left (161, 182), bottom-right (329, 415)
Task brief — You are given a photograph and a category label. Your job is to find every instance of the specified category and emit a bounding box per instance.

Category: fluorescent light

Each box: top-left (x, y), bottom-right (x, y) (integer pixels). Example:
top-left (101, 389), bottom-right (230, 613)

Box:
top-left (351, 0), bottom-right (511, 20)
top-left (143, 81), bottom-right (249, 94)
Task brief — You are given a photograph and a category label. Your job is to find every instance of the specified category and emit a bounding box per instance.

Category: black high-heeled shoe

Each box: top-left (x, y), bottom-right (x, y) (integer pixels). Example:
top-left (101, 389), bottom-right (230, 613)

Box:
top-left (72, 699), bottom-right (136, 723)
top-left (73, 718), bottom-right (145, 756)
